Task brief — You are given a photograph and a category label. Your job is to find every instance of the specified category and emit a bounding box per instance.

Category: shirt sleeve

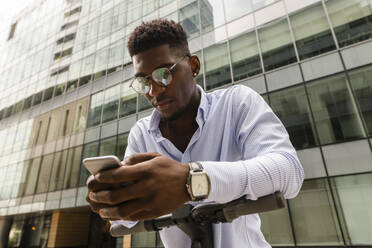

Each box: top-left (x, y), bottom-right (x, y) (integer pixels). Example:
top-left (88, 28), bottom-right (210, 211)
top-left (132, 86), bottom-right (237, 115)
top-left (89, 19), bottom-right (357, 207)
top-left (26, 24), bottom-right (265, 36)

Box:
top-left (201, 86), bottom-right (304, 203)
top-left (123, 124), bottom-right (141, 161)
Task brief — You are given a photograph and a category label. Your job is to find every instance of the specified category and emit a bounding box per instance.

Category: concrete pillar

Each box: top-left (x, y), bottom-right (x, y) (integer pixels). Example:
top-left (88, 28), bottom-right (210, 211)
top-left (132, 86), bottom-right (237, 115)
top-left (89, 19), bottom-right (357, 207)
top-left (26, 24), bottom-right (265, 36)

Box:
top-left (47, 210), bottom-right (91, 248)
top-left (123, 235), bottom-right (131, 248)
top-left (0, 217), bottom-right (12, 248)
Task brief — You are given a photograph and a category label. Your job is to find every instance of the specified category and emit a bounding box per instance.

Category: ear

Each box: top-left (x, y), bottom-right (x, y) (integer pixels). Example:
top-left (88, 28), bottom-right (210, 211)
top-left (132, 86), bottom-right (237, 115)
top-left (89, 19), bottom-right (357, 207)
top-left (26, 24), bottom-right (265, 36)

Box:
top-left (190, 54), bottom-right (201, 77)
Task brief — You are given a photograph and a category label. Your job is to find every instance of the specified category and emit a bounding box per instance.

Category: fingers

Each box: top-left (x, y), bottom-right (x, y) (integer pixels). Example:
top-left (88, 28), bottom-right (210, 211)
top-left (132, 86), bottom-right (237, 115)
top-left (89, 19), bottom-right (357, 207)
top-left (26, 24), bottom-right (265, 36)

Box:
top-left (127, 211), bottom-right (155, 221)
top-left (95, 161), bottom-right (150, 184)
top-left (86, 191), bottom-right (112, 214)
top-left (86, 174), bottom-right (113, 192)
top-left (89, 182), bottom-right (146, 205)
top-left (99, 200), bottom-right (146, 220)
top-left (124, 152), bottom-right (160, 165)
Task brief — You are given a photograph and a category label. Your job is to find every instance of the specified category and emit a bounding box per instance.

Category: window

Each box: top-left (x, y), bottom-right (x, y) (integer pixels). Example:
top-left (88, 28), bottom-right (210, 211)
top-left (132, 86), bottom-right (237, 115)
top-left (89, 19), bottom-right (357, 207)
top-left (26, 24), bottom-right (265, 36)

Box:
top-left (54, 48), bottom-right (73, 60)
top-left (10, 163), bottom-right (24, 198)
top-left (33, 91), bottom-right (43, 106)
top-left (290, 3), bottom-right (336, 60)
top-left (143, 0), bottom-right (157, 16)
top-left (34, 120), bottom-right (43, 146)
top-left (80, 54), bottom-right (95, 79)
top-left (54, 83), bottom-right (66, 97)
top-left (13, 215), bottom-right (51, 248)
top-left (116, 133), bottom-right (129, 160)
top-left (8, 22), bottom-right (17, 40)
top-left (63, 146), bottom-right (83, 189)
top-left (159, 0), bottom-right (174, 6)
top-left (64, 6), bottom-right (82, 17)
top-left (43, 87), bottom-right (54, 102)
top-left (348, 66), bottom-right (372, 136)
top-left (2, 165), bottom-right (13, 199)
top-left (13, 121), bottom-right (29, 152)
top-left (112, 2), bottom-right (127, 31)
top-left (108, 40), bottom-right (125, 73)
top-left (102, 84), bottom-right (120, 123)
top-left (7, 219), bottom-right (24, 247)
top-left (86, 17), bottom-right (99, 46)
top-left (306, 74), bottom-right (366, 145)
top-left (120, 80), bottom-right (137, 117)
top-left (87, 91), bottom-right (104, 127)
top-left (79, 75), bottom-right (92, 87)
top-left (127, 0), bottom-right (142, 24)
top-left (99, 136), bottom-right (117, 156)
top-left (98, 9), bottom-right (113, 39)
top-left (73, 97), bottom-right (89, 133)
top-left (17, 160), bottom-right (30, 197)
top-left (57, 33), bottom-right (76, 45)
top-left (178, 2), bottom-right (200, 39)
top-left (62, 109), bottom-right (70, 136)
top-left (252, 0), bottom-right (276, 10)
top-left (269, 86), bottom-right (318, 149)
top-left (131, 232), bottom-right (157, 248)
top-left (138, 94), bottom-right (152, 112)
top-left (200, 0), bottom-right (225, 33)
top-left (224, 0), bottom-right (252, 22)
top-left (3, 125), bottom-right (16, 155)
top-left (204, 42), bottom-right (231, 90)
top-left (69, 60), bottom-right (82, 81)
top-left (24, 158), bottom-right (42, 196)
top-left (325, 0), bottom-right (372, 47)
top-left (0, 166), bottom-right (7, 198)
top-left (258, 18), bottom-right (297, 71)
top-left (331, 173), bottom-right (372, 245)
top-left (23, 95), bottom-right (33, 110)
top-left (79, 141), bottom-right (99, 186)
top-left (230, 32), bottom-right (262, 82)
top-left (94, 47), bottom-right (109, 79)
top-left (75, 25), bottom-right (88, 52)
top-left (61, 20), bottom-right (78, 31)
top-left (259, 207), bottom-right (294, 245)
top-left (66, 80), bottom-right (78, 92)
top-left (48, 150), bottom-right (68, 192)
top-left (46, 109), bottom-right (62, 142)
top-left (13, 100), bottom-right (24, 115)
top-left (288, 179), bottom-right (344, 245)
top-left (35, 154), bottom-right (54, 194)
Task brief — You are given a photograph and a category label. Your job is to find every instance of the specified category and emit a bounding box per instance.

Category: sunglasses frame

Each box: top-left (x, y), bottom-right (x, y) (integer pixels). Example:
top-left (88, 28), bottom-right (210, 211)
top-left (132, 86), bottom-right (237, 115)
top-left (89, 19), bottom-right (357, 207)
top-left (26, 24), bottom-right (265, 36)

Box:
top-left (130, 54), bottom-right (191, 94)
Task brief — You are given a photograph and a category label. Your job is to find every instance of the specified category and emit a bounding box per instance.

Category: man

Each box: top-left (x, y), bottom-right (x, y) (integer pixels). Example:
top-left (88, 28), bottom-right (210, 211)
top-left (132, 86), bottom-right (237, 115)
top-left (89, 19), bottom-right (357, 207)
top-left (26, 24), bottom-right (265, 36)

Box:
top-left (87, 19), bottom-right (304, 247)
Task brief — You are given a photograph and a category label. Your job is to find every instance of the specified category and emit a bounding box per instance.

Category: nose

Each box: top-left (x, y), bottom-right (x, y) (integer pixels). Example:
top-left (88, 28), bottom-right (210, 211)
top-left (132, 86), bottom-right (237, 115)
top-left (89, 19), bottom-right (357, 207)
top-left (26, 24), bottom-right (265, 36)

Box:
top-left (148, 80), bottom-right (165, 97)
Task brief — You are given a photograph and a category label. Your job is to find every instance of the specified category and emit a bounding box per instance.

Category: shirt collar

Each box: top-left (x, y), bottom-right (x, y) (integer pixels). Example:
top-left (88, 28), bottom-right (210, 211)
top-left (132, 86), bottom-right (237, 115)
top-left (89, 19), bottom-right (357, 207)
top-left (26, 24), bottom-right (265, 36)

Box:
top-left (148, 85), bottom-right (210, 136)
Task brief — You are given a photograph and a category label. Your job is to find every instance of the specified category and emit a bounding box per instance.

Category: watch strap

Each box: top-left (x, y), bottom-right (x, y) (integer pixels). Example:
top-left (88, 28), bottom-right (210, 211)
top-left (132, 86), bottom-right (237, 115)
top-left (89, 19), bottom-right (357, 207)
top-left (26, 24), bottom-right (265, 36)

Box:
top-left (188, 161), bottom-right (203, 172)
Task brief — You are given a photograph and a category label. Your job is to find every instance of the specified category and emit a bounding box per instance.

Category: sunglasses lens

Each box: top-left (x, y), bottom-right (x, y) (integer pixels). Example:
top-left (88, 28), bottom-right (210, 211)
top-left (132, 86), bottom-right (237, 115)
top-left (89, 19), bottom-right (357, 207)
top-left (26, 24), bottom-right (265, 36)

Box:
top-left (132, 77), bottom-right (150, 93)
top-left (152, 68), bottom-right (172, 86)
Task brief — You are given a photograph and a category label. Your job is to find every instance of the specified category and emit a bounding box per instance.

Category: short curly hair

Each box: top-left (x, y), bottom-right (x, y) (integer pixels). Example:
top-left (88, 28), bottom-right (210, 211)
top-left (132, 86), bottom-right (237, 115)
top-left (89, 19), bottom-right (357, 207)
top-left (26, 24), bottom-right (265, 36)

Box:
top-left (127, 19), bottom-right (190, 57)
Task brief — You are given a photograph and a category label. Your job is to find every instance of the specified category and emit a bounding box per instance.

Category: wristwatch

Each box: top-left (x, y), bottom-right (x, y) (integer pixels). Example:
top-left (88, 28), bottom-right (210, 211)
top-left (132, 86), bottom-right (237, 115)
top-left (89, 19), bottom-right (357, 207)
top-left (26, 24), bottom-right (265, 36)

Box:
top-left (186, 162), bottom-right (211, 201)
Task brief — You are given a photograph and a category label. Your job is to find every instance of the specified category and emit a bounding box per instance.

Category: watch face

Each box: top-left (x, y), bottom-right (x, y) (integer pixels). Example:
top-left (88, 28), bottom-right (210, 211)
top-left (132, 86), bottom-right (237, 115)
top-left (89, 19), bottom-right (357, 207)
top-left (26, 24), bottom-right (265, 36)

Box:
top-left (191, 174), bottom-right (209, 197)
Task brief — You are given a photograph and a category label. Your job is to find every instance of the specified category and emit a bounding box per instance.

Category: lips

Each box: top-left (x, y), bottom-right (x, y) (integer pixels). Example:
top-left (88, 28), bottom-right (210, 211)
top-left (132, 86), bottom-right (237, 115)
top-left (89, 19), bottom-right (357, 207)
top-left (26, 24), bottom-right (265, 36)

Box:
top-left (154, 99), bottom-right (172, 110)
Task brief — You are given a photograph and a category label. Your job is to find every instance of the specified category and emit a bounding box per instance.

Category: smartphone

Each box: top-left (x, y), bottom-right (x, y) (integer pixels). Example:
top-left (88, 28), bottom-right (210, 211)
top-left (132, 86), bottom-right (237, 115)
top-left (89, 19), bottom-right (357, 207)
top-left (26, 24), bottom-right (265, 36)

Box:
top-left (83, 155), bottom-right (122, 175)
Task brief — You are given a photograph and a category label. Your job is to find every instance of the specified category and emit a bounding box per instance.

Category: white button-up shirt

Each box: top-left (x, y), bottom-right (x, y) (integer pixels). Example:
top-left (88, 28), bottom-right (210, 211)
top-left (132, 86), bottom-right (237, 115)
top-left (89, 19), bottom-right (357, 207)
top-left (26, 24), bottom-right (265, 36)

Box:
top-left (123, 85), bottom-right (304, 248)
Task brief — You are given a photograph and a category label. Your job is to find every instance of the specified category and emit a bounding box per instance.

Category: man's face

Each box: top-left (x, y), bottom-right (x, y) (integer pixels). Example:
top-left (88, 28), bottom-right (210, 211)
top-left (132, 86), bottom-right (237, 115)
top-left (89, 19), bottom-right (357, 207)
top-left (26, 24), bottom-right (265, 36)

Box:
top-left (132, 44), bottom-right (196, 120)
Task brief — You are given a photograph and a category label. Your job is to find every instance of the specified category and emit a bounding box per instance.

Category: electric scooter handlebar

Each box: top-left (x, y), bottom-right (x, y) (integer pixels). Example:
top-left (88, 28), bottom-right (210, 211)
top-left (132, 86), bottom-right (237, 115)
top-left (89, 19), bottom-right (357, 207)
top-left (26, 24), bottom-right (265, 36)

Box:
top-left (110, 192), bottom-right (285, 237)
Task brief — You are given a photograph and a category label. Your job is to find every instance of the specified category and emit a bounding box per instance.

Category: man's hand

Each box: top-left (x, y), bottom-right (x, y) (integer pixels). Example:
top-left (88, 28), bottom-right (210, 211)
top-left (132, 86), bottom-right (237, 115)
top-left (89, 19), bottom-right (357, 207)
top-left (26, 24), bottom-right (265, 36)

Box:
top-left (86, 175), bottom-right (118, 218)
top-left (87, 152), bottom-right (190, 221)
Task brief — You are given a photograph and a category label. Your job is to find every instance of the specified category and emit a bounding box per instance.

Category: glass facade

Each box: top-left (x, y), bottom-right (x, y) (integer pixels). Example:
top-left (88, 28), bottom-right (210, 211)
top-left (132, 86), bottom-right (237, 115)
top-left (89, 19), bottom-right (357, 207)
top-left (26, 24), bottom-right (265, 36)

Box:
top-left (0, 0), bottom-right (372, 247)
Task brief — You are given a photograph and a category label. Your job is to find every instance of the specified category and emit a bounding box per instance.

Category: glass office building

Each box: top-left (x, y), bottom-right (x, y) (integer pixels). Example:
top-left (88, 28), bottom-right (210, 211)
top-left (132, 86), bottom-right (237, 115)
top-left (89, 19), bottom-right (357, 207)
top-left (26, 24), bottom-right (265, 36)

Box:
top-left (0, 0), bottom-right (372, 247)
